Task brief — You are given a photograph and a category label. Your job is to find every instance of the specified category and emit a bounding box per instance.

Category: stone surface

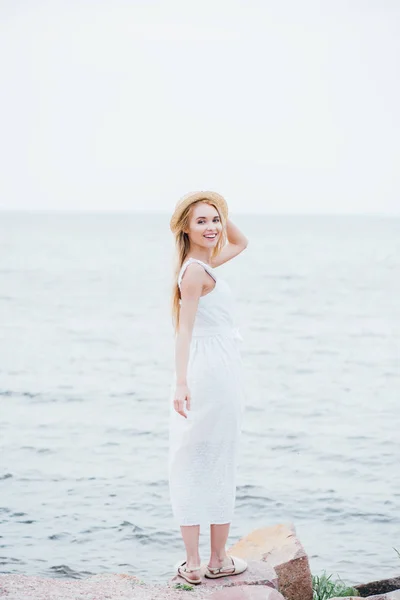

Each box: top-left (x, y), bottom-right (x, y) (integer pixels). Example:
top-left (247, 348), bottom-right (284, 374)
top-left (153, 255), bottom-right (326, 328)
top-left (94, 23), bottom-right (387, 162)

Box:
top-left (0, 573), bottom-right (144, 600)
top-left (228, 522), bottom-right (313, 600)
top-left (209, 586), bottom-right (285, 599)
top-left (355, 577), bottom-right (400, 598)
top-left (366, 591), bottom-right (400, 600)
top-left (169, 559), bottom-right (278, 590)
top-left (330, 592), bottom-right (400, 600)
top-left (0, 573), bottom-right (271, 600)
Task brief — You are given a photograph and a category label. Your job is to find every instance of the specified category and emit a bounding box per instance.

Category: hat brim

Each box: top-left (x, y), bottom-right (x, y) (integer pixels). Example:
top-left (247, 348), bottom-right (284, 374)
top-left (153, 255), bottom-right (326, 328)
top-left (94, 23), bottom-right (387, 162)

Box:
top-left (170, 191), bottom-right (228, 233)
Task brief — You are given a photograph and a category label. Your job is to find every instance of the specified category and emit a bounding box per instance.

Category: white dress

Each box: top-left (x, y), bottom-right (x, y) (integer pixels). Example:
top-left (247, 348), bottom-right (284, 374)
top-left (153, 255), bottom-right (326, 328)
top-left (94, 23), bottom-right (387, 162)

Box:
top-left (168, 258), bottom-right (246, 527)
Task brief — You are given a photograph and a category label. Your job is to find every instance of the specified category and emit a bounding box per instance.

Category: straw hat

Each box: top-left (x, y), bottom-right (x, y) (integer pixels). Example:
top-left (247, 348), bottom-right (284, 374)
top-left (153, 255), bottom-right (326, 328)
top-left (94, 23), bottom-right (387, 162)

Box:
top-left (170, 191), bottom-right (228, 233)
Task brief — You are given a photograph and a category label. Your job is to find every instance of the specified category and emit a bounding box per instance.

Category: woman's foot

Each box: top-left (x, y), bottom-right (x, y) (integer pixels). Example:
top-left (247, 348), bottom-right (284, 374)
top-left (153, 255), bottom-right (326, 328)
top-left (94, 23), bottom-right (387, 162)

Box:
top-left (176, 560), bottom-right (202, 584)
top-left (207, 553), bottom-right (234, 572)
top-left (205, 554), bottom-right (247, 579)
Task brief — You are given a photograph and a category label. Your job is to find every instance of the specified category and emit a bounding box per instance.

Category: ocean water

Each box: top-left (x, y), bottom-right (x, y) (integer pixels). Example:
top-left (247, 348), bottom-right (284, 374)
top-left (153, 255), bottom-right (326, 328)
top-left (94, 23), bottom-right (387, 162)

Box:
top-left (0, 212), bottom-right (399, 585)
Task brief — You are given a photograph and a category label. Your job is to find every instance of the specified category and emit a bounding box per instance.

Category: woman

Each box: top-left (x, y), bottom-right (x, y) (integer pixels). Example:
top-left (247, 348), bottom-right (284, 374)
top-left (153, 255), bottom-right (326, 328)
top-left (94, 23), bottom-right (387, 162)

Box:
top-left (168, 191), bottom-right (249, 585)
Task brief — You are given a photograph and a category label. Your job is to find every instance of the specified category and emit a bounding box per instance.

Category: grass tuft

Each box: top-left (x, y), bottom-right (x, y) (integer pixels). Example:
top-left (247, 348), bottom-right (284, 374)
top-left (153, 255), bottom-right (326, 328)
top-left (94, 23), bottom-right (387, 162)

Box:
top-left (174, 582), bottom-right (195, 591)
top-left (313, 571), bottom-right (359, 599)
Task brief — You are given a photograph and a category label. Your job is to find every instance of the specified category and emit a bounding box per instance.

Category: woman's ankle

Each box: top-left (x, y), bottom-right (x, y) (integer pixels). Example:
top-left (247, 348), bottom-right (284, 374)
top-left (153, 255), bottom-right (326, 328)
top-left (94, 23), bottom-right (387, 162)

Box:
top-left (186, 555), bottom-right (201, 567)
top-left (209, 551), bottom-right (228, 563)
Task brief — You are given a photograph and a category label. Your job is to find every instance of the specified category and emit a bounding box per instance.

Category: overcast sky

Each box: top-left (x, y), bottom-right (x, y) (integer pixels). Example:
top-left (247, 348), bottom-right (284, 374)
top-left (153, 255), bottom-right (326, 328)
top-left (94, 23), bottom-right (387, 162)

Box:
top-left (0, 0), bottom-right (399, 214)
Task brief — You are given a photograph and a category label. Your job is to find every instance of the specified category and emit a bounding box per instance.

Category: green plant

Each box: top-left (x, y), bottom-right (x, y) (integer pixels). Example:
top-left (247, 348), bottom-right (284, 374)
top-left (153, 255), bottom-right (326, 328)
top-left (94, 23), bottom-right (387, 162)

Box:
top-left (174, 582), bottom-right (194, 591)
top-left (312, 571), bottom-right (359, 600)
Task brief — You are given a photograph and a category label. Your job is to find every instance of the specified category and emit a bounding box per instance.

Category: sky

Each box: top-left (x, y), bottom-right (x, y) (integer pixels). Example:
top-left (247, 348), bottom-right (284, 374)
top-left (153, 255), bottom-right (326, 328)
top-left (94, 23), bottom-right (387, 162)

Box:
top-left (0, 0), bottom-right (399, 214)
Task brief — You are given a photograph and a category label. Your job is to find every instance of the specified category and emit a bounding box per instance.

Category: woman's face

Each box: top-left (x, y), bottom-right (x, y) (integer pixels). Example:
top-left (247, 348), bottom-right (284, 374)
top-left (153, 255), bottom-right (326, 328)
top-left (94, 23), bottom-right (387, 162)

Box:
top-left (186, 202), bottom-right (222, 248)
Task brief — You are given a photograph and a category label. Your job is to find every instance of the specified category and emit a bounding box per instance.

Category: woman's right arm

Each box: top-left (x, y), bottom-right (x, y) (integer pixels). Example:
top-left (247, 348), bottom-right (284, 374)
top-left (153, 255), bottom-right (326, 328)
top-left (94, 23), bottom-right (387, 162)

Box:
top-left (174, 263), bottom-right (204, 418)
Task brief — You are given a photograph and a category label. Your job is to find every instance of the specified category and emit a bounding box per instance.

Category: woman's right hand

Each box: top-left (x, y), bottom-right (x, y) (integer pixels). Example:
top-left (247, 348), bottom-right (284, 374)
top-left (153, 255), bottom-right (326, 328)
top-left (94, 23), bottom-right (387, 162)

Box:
top-left (173, 383), bottom-right (191, 419)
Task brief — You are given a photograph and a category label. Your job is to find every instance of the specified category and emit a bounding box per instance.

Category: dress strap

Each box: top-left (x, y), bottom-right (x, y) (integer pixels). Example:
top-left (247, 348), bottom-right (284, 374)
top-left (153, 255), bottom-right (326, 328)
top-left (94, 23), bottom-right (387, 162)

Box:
top-left (178, 258), bottom-right (216, 288)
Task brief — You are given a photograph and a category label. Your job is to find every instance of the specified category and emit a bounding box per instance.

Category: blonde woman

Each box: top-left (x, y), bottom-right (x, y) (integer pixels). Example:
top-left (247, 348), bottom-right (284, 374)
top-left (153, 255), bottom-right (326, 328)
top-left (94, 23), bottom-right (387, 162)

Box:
top-left (168, 191), bottom-right (249, 585)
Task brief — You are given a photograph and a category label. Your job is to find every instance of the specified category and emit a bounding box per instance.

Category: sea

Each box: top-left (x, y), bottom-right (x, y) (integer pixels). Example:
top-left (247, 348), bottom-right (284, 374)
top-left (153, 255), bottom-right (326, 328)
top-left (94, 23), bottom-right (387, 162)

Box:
top-left (1, 212), bottom-right (399, 585)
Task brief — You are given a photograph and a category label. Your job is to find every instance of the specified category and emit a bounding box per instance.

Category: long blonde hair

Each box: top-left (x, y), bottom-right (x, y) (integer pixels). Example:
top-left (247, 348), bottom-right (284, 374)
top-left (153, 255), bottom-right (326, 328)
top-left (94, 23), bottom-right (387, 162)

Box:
top-left (171, 200), bottom-right (227, 335)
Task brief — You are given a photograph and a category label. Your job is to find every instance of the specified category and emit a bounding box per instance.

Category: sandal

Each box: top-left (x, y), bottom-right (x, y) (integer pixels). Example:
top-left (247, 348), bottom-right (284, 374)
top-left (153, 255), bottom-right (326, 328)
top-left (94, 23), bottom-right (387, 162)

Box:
top-left (176, 560), bottom-right (202, 584)
top-left (205, 555), bottom-right (247, 579)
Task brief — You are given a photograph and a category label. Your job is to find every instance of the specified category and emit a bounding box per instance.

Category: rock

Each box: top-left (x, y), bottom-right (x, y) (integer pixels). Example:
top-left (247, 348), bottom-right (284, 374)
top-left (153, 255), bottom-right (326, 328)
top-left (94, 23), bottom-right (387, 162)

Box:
top-left (330, 591), bottom-right (400, 600)
top-left (354, 577), bottom-right (400, 598)
top-left (168, 559), bottom-right (278, 590)
top-left (209, 587), bottom-right (285, 599)
top-left (0, 524), bottom-right (313, 600)
top-left (0, 573), bottom-right (146, 599)
top-left (228, 522), bottom-right (313, 600)
top-left (364, 591), bottom-right (400, 600)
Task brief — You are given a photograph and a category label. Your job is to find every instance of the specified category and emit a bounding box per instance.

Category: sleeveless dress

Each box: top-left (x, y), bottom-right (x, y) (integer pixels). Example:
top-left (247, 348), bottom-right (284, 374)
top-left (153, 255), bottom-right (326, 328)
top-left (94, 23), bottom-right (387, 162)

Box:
top-left (168, 257), bottom-right (246, 527)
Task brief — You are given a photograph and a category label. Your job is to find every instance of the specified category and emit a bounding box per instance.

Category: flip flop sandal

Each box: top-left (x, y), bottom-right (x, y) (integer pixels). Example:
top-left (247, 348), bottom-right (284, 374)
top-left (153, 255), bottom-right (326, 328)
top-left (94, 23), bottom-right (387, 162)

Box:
top-left (175, 560), bottom-right (202, 584)
top-left (205, 555), bottom-right (248, 579)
